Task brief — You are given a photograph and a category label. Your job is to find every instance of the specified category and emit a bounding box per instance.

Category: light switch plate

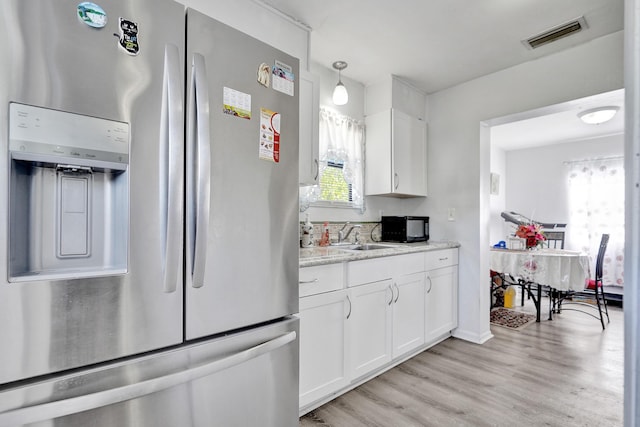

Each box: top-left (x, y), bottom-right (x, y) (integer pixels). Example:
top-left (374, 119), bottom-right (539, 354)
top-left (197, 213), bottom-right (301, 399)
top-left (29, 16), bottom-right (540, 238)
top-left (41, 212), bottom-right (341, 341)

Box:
top-left (448, 208), bottom-right (456, 221)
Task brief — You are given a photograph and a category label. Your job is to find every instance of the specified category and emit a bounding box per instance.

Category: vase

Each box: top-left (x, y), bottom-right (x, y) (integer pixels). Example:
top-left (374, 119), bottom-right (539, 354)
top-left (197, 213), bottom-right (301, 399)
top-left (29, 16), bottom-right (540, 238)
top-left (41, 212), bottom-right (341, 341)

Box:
top-left (525, 236), bottom-right (537, 249)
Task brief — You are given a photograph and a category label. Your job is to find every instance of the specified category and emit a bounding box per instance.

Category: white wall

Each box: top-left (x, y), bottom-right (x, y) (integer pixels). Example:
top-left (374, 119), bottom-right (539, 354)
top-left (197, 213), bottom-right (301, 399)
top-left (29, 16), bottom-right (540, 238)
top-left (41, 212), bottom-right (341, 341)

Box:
top-left (489, 148), bottom-right (507, 245)
top-left (499, 134), bottom-right (624, 245)
top-left (421, 31), bottom-right (624, 344)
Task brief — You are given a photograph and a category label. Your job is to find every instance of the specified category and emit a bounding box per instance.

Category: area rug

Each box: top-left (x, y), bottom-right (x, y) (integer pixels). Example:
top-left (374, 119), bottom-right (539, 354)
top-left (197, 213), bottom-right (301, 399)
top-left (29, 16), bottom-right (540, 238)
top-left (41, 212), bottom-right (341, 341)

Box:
top-left (490, 307), bottom-right (536, 330)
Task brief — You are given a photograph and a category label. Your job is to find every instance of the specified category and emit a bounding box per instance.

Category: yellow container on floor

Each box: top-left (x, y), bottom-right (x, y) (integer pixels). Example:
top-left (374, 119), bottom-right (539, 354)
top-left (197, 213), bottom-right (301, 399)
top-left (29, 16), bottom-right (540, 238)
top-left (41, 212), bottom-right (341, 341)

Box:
top-left (504, 285), bottom-right (516, 308)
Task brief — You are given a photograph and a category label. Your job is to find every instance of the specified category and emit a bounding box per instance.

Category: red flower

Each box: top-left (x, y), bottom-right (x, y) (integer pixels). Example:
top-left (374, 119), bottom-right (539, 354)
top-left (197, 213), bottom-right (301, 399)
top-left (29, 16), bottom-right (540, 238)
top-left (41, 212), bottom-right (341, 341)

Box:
top-left (515, 223), bottom-right (546, 247)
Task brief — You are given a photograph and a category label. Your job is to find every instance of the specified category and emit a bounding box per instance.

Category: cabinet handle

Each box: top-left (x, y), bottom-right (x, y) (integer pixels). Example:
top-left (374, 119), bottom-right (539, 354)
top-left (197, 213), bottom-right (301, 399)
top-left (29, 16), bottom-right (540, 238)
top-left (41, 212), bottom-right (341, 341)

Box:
top-left (426, 275), bottom-right (433, 294)
top-left (439, 257), bottom-right (448, 261)
top-left (387, 285), bottom-right (394, 305)
top-left (394, 283), bottom-right (400, 303)
top-left (394, 173), bottom-right (399, 190)
top-left (313, 158), bottom-right (319, 181)
top-left (298, 278), bottom-right (319, 284)
top-left (346, 295), bottom-right (352, 319)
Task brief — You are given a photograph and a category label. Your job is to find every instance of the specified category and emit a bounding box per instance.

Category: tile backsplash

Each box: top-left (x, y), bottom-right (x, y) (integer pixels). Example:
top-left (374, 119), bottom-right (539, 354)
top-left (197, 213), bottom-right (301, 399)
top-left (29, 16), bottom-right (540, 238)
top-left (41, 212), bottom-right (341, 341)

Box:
top-left (301, 221), bottom-right (381, 246)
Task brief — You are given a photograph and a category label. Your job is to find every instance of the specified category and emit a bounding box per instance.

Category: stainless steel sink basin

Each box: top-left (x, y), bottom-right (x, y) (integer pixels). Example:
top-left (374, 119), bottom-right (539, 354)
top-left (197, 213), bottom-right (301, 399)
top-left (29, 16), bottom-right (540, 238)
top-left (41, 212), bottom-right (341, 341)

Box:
top-left (340, 244), bottom-right (395, 251)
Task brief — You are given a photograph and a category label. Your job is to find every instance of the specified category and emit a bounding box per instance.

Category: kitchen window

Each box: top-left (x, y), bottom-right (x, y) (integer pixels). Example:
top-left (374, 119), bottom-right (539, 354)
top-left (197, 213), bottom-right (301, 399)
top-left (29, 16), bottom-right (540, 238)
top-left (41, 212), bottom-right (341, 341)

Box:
top-left (313, 107), bottom-right (365, 212)
top-left (319, 160), bottom-right (352, 202)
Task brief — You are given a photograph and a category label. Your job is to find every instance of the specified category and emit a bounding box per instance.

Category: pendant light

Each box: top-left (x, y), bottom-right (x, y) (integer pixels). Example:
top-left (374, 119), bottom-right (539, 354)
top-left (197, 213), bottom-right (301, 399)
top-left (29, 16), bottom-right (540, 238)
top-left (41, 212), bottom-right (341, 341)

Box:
top-left (332, 61), bottom-right (349, 106)
top-left (578, 106), bottom-right (619, 124)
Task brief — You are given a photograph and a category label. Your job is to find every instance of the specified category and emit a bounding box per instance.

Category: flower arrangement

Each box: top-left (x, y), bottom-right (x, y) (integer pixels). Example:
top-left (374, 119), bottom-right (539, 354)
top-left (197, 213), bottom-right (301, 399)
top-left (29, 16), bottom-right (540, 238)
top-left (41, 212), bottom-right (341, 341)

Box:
top-left (515, 223), bottom-right (546, 249)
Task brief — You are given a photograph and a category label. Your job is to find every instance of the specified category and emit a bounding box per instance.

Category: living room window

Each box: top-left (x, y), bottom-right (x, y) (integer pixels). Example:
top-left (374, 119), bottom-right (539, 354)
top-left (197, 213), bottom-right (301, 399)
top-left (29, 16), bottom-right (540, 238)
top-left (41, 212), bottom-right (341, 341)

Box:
top-left (566, 156), bottom-right (625, 287)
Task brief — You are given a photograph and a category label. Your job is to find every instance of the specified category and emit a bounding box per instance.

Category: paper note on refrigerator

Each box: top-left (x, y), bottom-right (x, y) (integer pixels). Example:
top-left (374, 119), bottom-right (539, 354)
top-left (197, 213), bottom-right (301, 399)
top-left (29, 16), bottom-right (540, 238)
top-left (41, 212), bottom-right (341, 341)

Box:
top-left (223, 86), bottom-right (251, 119)
top-left (259, 108), bottom-right (280, 163)
top-left (271, 60), bottom-right (294, 96)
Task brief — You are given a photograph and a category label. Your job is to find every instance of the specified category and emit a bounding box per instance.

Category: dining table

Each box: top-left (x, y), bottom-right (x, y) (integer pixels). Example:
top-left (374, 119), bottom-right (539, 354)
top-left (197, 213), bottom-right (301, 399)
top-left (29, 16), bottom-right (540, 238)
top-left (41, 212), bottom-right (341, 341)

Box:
top-left (490, 247), bottom-right (591, 322)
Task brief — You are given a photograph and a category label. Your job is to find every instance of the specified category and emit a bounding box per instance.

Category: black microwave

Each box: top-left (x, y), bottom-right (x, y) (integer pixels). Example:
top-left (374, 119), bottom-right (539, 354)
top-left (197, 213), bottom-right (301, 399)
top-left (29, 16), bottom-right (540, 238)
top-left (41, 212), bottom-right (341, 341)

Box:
top-left (380, 216), bottom-right (429, 243)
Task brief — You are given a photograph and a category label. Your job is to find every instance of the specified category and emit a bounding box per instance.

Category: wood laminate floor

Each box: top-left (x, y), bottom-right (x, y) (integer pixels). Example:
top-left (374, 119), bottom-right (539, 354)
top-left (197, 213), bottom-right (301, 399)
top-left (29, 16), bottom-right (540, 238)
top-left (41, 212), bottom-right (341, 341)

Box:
top-left (299, 299), bottom-right (624, 427)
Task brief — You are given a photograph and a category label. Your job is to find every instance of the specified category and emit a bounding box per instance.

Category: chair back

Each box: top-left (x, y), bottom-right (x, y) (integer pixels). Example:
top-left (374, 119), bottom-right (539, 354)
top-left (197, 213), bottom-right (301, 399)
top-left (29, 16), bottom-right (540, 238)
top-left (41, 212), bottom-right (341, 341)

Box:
top-left (544, 231), bottom-right (565, 249)
top-left (594, 234), bottom-right (610, 282)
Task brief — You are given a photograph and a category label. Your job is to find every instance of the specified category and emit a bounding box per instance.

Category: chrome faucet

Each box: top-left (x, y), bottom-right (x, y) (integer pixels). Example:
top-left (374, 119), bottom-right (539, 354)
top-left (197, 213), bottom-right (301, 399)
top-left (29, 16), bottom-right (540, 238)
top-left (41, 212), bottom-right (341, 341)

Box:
top-left (338, 222), bottom-right (362, 243)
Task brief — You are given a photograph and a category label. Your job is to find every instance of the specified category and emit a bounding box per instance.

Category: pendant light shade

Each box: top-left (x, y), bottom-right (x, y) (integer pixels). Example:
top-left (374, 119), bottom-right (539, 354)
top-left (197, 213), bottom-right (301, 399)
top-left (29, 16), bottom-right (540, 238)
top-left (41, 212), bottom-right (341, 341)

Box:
top-left (332, 61), bottom-right (349, 106)
top-left (578, 106), bottom-right (619, 124)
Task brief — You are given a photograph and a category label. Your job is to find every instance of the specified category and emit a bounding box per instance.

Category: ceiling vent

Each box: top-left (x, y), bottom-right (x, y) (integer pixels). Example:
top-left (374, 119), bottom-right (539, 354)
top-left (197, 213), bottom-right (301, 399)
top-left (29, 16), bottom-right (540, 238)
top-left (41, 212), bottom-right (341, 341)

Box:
top-left (523, 16), bottom-right (588, 49)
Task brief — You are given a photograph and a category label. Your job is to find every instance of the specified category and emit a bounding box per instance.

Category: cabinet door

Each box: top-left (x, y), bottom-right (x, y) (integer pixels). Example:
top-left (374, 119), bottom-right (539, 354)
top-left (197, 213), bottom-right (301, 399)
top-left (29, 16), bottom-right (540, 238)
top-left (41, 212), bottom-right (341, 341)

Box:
top-left (364, 110), bottom-right (393, 196)
top-left (348, 280), bottom-right (393, 380)
top-left (299, 71), bottom-right (320, 186)
top-left (425, 266), bottom-right (458, 344)
top-left (392, 272), bottom-right (426, 358)
top-left (299, 290), bottom-right (350, 409)
top-left (392, 109), bottom-right (427, 196)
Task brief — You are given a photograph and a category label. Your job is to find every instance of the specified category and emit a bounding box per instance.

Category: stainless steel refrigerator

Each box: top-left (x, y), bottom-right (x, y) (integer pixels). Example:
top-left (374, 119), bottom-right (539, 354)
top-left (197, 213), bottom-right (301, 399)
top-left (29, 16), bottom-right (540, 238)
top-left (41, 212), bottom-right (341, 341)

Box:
top-left (0, 2), bottom-right (299, 426)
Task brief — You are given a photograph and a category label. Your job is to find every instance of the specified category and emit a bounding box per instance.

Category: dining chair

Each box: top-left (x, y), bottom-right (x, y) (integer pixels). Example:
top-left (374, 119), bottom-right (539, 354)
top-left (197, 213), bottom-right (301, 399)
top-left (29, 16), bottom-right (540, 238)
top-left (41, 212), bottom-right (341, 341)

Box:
top-left (543, 230), bottom-right (565, 249)
top-left (554, 234), bottom-right (610, 329)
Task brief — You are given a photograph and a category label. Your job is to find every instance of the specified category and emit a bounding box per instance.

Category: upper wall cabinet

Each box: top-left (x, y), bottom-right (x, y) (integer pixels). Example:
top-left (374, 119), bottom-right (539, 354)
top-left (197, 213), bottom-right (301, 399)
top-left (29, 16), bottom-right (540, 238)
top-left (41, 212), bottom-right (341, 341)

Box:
top-left (365, 76), bottom-right (427, 197)
top-left (365, 75), bottom-right (426, 119)
top-left (365, 110), bottom-right (427, 197)
top-left (299, 70), bottom-right (320, 186)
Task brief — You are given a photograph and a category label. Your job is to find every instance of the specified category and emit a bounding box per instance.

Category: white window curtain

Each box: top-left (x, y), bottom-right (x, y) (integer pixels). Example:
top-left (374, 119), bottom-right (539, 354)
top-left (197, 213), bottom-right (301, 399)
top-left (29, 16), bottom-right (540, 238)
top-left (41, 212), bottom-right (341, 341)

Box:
top-left (317, 107), bottom-right (365, 212)
top-left (566, 157), bottom-right (625, 288)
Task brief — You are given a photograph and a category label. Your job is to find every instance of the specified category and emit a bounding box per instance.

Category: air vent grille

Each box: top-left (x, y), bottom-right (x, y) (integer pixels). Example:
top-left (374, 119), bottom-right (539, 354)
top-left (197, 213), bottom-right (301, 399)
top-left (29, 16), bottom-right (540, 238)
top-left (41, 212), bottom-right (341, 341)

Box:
top-left (523, 16), bottom-right (588, 49)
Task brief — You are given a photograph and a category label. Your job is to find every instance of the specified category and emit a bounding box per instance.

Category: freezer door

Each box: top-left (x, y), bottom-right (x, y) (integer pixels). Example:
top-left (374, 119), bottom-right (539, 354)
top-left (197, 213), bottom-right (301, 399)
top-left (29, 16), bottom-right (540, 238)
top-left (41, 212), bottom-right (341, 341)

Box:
top-left (185, 10), bottom-right (299, 339)
top-left (0, 318), bottom-right (299, 427)
top-left (0, 0), bottom-right (185, 384)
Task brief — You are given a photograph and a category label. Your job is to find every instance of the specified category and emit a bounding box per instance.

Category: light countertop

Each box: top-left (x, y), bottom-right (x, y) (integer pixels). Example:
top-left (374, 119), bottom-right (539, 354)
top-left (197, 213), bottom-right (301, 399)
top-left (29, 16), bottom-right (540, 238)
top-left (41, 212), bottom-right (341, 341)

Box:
top-left (300, 241), bottom-right (460, 268)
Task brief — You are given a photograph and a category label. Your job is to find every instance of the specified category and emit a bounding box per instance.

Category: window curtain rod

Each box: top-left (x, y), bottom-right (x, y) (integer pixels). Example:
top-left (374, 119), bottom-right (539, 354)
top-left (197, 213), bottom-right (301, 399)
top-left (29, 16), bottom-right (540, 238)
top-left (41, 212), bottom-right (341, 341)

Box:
top-left (562, 155), bottom-right (624, 165)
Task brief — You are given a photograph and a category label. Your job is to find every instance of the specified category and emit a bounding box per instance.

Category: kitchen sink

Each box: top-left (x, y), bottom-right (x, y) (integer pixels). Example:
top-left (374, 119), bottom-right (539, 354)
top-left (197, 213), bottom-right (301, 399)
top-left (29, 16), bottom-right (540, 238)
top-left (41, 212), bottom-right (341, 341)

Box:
top-left (340, 244), bottom-right (395, 251)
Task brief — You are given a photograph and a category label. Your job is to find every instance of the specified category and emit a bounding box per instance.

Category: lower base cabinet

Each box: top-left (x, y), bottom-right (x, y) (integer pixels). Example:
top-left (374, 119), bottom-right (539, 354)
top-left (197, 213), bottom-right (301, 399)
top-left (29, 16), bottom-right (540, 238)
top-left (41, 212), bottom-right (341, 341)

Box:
top-left (425, 266), bottom-right (458, 343)
top-left (348, 279), bottom-right (393, 380)
top-left (299, 290), bottom-right (350, 409)
top-left (393, 272), bottom-right (426, 358)
top-left (299, 248), bottom-right (458, 414)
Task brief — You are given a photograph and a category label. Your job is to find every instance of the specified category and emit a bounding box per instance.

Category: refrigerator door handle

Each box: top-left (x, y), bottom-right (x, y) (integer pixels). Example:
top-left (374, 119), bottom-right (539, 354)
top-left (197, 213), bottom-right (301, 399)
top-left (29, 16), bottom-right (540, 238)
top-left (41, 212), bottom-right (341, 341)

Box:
top-left (0, 331), bottom-right (296, 427)
top-left (187, 53), bottom-right (211, 288)
top-left (161, 43), bottom-right (185, 293)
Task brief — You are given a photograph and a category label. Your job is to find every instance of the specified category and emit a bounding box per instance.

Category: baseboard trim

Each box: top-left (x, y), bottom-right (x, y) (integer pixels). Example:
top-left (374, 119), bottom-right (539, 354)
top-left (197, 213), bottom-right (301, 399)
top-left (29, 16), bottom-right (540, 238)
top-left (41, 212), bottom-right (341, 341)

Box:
top-left (452, 328), bottom-right (493, 344)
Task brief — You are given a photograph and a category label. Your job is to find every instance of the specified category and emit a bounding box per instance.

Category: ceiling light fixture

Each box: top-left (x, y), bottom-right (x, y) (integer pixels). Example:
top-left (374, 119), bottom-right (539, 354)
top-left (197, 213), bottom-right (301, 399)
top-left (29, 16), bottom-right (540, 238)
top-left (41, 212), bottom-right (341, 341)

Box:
top-left (332, 61), bottom-right (349, 106)
top-left (577, 106), bottom-right (619, 125)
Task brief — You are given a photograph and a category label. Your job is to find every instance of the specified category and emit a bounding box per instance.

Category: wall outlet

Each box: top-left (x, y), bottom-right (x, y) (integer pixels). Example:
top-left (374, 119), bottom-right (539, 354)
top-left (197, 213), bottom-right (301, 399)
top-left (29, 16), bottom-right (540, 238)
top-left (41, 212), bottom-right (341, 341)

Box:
top-left (448, 208), bottom-right (456, 221)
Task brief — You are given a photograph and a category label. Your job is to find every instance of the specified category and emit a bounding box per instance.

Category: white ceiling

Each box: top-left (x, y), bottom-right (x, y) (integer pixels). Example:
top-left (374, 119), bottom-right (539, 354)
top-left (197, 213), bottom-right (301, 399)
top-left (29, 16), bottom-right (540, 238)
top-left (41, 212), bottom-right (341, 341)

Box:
top-left (491, 89), bottom-right (625, 150)
top-left (257, 0), bottom-right (625, 149)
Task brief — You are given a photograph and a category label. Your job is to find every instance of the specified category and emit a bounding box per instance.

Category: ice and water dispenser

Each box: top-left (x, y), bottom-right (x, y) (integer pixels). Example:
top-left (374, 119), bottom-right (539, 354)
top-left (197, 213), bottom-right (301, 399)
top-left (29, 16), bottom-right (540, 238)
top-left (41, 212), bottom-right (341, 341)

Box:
top-left (8, 103), bottom-right (129, 282)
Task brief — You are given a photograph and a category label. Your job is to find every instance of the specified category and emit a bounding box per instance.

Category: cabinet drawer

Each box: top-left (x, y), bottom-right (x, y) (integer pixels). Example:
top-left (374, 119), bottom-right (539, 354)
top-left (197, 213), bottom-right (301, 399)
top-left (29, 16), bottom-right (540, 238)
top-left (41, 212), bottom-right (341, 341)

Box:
top-left (425, 248), bottom-right (458, 270)
top-left (299, 263), bottom-right (344, 297)
top-left (347, 257), bottom-right (395, 288)
top-left (395, 252), bottom-right (425, 275)
top-left (347, 253), bottom-right (424, 287)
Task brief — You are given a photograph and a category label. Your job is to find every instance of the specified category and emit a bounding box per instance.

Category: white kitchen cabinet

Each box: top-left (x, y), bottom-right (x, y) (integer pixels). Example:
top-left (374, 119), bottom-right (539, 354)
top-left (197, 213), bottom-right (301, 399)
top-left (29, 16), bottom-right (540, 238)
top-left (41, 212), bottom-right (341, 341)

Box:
top-left (299, 249), bottom-right (457, 414)
top-left (392, 272), bottom-right (426, 358)
top-left (299, 289), bottom-right (350, 409)
top-left (348, 279), bottom-right (393, 380)
top-left (425, 265), bottom-right (458, 344)
top-left (299, 70), bottom-right (320, 186)
top-left (365, 109), bottom-right (427, 197)
top-left (299, 262), bottom-right (344, 297)
top-left (365, 75), bottom-right (426, 119)
top-left (346, 253), bottom-right (425, 370)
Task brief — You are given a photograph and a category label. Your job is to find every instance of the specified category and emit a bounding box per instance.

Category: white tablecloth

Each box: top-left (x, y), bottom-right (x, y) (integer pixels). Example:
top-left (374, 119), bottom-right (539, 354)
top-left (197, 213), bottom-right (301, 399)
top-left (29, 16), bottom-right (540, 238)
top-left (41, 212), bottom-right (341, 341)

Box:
top-left (490, 248), bottom-right (590, 291)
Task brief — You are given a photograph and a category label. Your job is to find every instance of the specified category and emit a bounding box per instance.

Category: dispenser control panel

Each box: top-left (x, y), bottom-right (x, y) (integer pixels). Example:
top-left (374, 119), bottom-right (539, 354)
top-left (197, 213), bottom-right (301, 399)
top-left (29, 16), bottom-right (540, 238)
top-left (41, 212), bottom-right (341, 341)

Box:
top-left (9, 102), bottom-right (129, 166)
